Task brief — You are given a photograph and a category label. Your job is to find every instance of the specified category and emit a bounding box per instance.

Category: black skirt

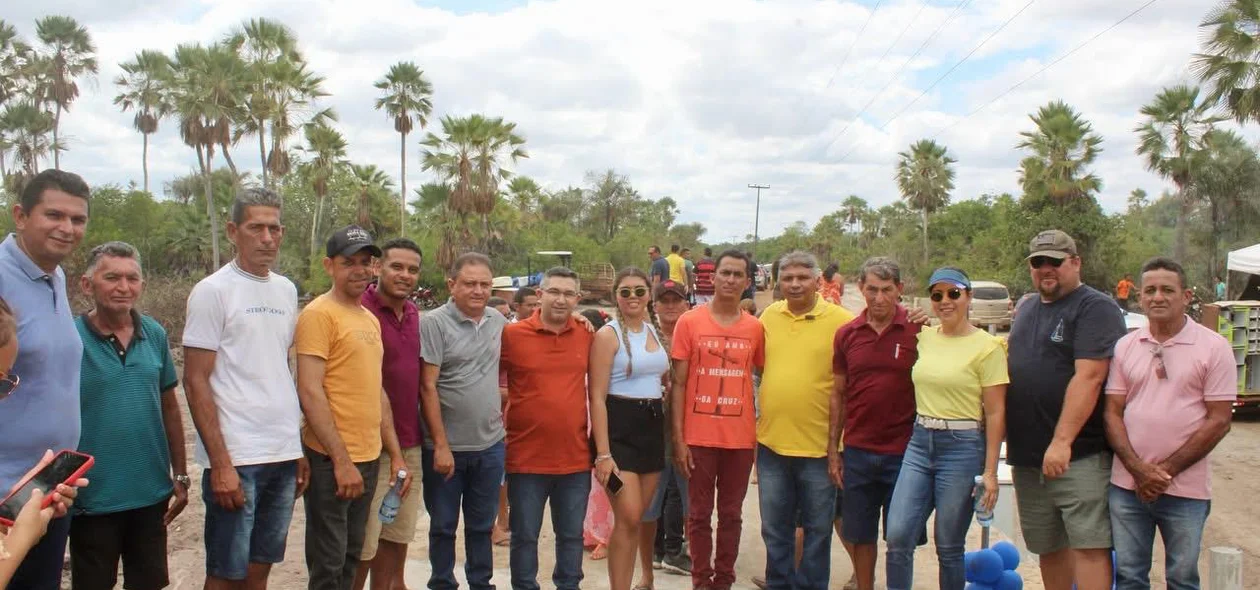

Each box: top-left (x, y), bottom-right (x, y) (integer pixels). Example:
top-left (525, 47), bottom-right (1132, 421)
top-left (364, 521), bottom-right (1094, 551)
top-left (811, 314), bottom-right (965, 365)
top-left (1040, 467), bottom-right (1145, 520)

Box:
top-left (607, 395), bottom-right (666, 474)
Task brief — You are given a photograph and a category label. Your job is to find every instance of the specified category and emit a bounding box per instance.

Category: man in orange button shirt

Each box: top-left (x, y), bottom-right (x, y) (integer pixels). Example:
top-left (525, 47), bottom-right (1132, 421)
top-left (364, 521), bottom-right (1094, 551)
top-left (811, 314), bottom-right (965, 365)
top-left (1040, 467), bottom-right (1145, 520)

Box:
top-left (1116, 273), bottom-right (1135, 311)
top-left (500, 267), bottom-right (596, 590)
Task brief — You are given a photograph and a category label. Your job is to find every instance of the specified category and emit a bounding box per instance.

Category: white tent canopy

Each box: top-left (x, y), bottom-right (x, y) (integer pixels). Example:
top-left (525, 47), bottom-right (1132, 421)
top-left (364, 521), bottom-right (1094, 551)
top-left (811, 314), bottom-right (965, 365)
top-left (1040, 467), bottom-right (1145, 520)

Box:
top-left (1228, 243), bottom-right (1260, 275)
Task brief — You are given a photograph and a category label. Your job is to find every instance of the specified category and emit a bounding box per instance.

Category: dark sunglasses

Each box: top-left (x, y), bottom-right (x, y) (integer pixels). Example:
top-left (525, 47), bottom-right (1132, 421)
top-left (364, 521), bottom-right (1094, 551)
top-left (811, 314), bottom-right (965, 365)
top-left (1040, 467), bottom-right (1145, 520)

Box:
top-left (0, 373), bottom-right (18, 400)
top-left (1029, 256), bottom-right (1065, 269)
top-left (617, 287), bottom-right (649, 298)
top-left (930, 289), bottom-right (964, 302)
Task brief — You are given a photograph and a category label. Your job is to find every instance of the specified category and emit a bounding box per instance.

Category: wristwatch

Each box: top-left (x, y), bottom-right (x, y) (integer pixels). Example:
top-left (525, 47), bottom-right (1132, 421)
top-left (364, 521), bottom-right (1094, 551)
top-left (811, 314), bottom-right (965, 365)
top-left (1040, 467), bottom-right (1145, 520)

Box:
top-left (174, 474), bottom-right (191, 488)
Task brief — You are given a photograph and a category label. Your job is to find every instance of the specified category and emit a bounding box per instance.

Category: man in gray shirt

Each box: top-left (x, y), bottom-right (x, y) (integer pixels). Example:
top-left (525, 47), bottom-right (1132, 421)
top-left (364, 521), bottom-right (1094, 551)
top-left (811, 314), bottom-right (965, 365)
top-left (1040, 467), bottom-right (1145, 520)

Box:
top-left (420, 252), bottom-right (507, 590)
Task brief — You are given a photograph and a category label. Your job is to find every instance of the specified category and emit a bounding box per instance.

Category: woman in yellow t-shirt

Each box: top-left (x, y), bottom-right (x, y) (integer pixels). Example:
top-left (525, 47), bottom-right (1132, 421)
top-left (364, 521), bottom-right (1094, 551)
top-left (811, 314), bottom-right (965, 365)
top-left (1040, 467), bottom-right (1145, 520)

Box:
top-left (884, 267), bottom-right (1008, 590)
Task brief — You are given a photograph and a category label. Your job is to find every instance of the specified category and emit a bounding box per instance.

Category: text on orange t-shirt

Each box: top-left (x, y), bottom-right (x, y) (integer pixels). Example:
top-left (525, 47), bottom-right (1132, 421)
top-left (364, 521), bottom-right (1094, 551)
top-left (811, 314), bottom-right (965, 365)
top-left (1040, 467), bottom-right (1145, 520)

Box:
top-left (670, 306), bottom-right (765, 449)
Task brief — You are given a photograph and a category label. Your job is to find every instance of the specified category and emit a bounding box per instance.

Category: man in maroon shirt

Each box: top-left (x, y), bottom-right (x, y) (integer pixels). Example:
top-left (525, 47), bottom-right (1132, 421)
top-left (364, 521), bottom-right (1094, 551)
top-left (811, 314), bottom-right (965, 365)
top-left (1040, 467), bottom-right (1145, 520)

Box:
top-left (354, 238), bottom-right (423, 590)
top-left (828, 257), bottom-right (922, 590)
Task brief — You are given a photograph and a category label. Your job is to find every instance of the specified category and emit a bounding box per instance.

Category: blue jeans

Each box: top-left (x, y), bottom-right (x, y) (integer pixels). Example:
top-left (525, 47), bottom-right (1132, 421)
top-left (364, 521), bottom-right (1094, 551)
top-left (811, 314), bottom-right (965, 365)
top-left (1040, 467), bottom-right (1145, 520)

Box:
top-left (885, 424), bottom-right (984, 590)
top-left (756, 445), bottom-right (835, 590)
top-left (422, 441), bottom-right (505, 590)
top-left (6, 515), bottom-right (70, 590)
top-left (1110, 485), bottom-right (1211, 590)
top-left (202, 460), bottom-right (297, 580)
top-left (506, 472), bottom-right (590, 590)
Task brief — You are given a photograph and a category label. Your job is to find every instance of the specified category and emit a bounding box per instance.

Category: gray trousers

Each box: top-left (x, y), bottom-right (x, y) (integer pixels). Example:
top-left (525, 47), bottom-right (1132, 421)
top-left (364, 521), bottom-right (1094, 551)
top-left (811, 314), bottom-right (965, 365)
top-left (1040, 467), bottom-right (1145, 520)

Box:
top-left (304, 446), bottom-right (381, 590)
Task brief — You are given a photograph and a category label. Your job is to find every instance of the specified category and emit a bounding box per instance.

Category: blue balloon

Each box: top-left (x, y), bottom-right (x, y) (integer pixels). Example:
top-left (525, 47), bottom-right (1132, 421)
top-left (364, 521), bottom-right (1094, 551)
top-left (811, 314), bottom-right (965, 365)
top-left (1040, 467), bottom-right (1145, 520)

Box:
top-left (966, 584), bottom-right (996, 590)
top-left (995, 570), bottom-right (1023, 590)
top-left (992, 541), bottom-right (1021, 570)
top-left (965, 552), bottom-right (978, 581)
top-left (968, 549), bottom-right (1005, 585)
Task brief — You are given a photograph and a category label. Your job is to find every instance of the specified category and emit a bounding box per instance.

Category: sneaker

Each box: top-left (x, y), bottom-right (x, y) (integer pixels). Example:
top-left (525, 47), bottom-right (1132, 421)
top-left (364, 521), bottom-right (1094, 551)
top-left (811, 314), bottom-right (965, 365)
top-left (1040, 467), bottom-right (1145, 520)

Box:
top-left (662, 552), bottom-right (692, 575)
top-left (751, 576), bottom-right (767, 590)
top-left (652, 552), bottom-right (664, 570)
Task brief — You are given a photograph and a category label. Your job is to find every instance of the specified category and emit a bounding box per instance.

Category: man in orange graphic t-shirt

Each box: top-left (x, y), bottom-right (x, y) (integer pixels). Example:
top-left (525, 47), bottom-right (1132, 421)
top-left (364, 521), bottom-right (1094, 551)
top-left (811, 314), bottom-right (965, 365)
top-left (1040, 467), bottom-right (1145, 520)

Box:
top-left (671, 250), bottom-right (765, 590)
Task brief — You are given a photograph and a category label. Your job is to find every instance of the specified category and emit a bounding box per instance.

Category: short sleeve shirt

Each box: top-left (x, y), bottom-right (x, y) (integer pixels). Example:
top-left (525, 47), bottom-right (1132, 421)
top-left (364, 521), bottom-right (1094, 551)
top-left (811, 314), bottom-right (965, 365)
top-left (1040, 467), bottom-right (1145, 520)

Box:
top-left (651, 258), bottom-right (670, 283)
top-left (831, 307), bottom-right (922, 455)
top-left (295, 294), bottom-right (384, 463)
top-left (75, 312), bottom-right (179, 514)
top-left (671, 306), bottom-right (765, 449)
top-left (420, 302), bottom-right (507, 452)
top-left (501, 315), bottom-right (593, 474)
top-left (912, 327), bottom-right (1009, 421)
top-left (1006, 285), bottom-right (1126, 467)
top-left (1106, 319), bottom-right (1236, 499)
top-left (361, 284), bottom-right (422, 448)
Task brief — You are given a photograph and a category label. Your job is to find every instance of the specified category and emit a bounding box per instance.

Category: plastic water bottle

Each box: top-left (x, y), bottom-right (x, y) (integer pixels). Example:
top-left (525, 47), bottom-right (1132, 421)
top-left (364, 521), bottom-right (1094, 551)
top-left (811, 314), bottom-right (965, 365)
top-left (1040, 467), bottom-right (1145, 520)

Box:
top-left (973, 475), bottom-right (993, 527)
top-left (378, 469), bottom-right (407, 524)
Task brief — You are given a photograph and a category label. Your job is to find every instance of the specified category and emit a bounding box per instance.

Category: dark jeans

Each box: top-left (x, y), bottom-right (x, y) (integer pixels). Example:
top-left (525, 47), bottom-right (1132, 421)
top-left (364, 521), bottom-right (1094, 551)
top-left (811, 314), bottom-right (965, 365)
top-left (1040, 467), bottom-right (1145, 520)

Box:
top-left (304, 447), bottom-right (381, 590)
top-left (757, 445), bottom-right (835, 590)
top-left (648, 462), bottom-right (688, 557)
top-left (5, 515), bottom-right (70, 590)
top-left (506, 471), bottom-right (590, 590)
top-left (422, 441), bottom-right (505, 590)
top-left (1110, 485), bottom-right (1211, 590)
top-left (687, 446), bottom-right (755, 590)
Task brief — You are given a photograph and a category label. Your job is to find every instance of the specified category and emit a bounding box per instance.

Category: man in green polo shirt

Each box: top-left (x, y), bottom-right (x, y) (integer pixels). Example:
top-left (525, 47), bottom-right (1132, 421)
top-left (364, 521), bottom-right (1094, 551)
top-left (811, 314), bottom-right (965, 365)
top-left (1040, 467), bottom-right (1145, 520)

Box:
top-left (70, 241), bottom-right (188, 590)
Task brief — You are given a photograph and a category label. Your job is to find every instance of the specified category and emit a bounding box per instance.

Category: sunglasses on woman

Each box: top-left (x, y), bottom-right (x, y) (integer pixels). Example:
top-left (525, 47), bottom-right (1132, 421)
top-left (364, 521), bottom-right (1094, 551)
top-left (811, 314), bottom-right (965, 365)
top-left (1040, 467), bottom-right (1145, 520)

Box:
top-left (930, 289), bottom-right (964, 302)
top-left (617, 286), bottom-right (649, 298)
top-left (0, 373), bottom-right (18, 401)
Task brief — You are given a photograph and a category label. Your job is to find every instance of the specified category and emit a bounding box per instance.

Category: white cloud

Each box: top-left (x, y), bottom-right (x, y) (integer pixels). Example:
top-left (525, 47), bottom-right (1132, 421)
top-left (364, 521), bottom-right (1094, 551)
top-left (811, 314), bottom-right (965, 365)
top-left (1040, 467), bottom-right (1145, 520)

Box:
top-left (3, 0), bottom-right (1240, 243)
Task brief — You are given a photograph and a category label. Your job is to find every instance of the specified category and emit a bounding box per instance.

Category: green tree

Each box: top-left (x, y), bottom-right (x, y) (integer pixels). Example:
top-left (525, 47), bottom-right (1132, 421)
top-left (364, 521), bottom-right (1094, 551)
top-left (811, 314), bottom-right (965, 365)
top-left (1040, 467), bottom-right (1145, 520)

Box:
top-left (226, 18), bottom-right (300, 187)
top-left (374, 62), bottom-right (433, 234)
top-left (1196, 129), bottom-right (1260, 276)
top-left (1, 102), bottom-right (56, 183)
top-left (895, 139), bottom-right (956, 265)
top-left (1016, 101), bottom-right (1103, 205)
top-left (114, 50), bottom-right (173, 193)
top-left (1193, 0), bottom-right (1260, 123)
top-left (1134, 85), bottom-right (1223, 261)
top-left (303, 121), bottom-right (349, 258)
top-left (841, 194), bottom-right (869, 234)
top-left (506, 175), bottom-right (543, 217)
top-left (420, 114), bottom-right (527, 250)
top-left (350, 163), bottom-right (396, 237)
top-left (34, 16), bottom-right (97, 170)
top-left (583, 169), bottom-right (632, 242)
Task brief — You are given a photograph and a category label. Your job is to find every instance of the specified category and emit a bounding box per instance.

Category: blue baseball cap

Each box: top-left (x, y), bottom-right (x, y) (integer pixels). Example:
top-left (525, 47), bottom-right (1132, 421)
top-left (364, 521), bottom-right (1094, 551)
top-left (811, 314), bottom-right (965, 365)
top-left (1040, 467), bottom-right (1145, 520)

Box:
top-left (927, 267), bottom-right (971, 292)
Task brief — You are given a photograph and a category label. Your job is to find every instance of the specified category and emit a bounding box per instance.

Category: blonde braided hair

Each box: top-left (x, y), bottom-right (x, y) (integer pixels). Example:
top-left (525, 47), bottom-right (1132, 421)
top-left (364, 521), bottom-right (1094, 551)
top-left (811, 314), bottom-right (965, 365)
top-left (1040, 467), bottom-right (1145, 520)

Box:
top-left (612, 267), bottom-right (653, 378)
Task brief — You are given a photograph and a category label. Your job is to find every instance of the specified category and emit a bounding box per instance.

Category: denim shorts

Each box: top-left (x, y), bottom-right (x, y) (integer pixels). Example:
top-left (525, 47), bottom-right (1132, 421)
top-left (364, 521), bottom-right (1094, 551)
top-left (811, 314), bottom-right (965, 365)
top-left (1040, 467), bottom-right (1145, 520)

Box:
top-left (202, 460), bottom-right (297, 580)
top-left (840, 447), bottom-right (903, 544)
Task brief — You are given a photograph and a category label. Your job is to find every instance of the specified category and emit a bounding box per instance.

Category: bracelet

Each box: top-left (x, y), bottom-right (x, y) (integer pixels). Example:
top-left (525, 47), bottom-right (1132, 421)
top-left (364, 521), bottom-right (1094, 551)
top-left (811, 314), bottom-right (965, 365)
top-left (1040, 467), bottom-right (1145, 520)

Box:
top-left (595, 454), bottom-right (613, 464)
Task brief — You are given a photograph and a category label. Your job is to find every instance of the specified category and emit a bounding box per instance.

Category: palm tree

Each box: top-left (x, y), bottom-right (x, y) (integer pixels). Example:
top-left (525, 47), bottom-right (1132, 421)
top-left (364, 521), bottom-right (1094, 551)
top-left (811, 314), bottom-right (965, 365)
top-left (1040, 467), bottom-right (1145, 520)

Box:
top-left (841, 195), bottom-right (868, 234)
top-left (1016, 101), bottom-right (1103, 205)
top-left (1196, 129), bottom-right (1260, 277)
top-left (506, 175), bottom-right (543, 216)
top-left (114, 50), bottom-right (173, 193)
top-left (303, 122), bottom-right (349, 258)
top-left (420, 114), bottom-right (527, 250)
top-left (0, 20), bottom-right (31, 106)
top-left (585, 169), bottom-right (631, 242)
top-left (350, 164), bottom-right (396, 236)
top-left (374, 62), bottom-right (433, 234)
top-left (1193, 0), bottom-right (1260, 123)
top-left (895, 139), bottom-right (956, 265)
top-left (1134, 85), bottom-right (1223, 261)
top-left (34, 16), bottom-right (97, 170)
top-left (0, 102), bottom-right (57, 182)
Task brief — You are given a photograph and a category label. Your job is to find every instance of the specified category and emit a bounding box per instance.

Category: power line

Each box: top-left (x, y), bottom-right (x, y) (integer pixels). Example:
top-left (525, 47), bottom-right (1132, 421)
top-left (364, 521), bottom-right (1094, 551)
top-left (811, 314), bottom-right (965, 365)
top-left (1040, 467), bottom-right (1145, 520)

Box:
top-left (796, 1), bottom-right (885, 124)
top-left (817, 0), bottom-right (972, 157)
top-left (930, 0), bottom-right (1160, 139)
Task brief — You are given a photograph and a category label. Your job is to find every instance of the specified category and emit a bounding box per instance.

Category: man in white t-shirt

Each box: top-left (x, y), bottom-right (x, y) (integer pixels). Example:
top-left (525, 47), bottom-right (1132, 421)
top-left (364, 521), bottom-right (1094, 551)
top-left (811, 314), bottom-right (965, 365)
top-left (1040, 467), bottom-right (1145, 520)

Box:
top-left (183, 187), bottom-right (308, 589)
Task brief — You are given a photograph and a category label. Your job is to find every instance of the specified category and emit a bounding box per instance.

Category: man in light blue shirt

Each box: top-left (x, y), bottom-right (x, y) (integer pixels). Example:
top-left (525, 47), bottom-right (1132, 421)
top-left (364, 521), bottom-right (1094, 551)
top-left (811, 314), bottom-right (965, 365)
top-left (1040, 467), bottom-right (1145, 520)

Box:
top-left (0, 169), bottom-right (91, 590)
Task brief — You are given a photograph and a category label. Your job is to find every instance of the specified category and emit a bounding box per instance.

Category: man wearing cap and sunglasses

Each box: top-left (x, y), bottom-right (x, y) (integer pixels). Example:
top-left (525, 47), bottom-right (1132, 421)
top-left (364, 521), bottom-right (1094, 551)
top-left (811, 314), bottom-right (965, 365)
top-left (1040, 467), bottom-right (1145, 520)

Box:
top-left (1006, 229), bottom-right (1126, 590)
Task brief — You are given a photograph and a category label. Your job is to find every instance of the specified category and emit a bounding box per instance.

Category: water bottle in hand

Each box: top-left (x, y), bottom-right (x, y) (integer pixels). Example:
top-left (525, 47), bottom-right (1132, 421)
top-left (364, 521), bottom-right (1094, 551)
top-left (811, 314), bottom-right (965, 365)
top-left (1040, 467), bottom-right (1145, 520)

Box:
top-left (379, 469), bottom-right (407, 524)
top-left (973, 475), bottom-right (993, 527)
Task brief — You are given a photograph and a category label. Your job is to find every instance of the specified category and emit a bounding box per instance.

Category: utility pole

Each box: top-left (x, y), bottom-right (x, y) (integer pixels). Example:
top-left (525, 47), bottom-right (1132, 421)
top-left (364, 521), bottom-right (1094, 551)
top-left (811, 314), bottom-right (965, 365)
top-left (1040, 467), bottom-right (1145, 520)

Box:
top-left (748, 183), bottom-right (769, 260)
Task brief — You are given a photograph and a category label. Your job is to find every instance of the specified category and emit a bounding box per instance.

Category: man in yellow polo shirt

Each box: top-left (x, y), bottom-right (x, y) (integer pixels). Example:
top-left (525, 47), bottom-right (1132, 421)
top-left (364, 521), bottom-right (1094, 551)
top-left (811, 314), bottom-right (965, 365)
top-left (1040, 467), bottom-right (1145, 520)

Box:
top-left (756, 251), bottom-right (856, 590)
top-left (666, 244), bottom-right (688, 285)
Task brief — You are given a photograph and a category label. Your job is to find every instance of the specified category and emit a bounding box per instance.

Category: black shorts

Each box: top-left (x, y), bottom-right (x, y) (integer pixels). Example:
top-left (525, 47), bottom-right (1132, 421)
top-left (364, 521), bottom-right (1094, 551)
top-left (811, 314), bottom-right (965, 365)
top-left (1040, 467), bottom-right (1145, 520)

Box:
top-left (70, 497), bottom-right (170, 590)
top-left (607, 395), bottom-right (666, 474)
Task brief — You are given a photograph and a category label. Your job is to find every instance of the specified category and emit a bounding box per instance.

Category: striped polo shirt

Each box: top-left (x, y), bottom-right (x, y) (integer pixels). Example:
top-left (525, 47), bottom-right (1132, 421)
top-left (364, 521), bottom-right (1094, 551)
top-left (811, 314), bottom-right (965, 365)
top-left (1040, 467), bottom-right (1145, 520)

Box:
top-left (75, 311), bottom-right (179, 515)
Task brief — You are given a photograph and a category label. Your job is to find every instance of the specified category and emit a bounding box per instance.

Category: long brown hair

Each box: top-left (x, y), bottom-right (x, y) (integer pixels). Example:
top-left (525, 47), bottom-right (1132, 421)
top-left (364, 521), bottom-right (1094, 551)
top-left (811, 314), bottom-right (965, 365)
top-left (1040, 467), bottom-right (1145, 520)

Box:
top-left (612, 267), bottom-right (664, 377)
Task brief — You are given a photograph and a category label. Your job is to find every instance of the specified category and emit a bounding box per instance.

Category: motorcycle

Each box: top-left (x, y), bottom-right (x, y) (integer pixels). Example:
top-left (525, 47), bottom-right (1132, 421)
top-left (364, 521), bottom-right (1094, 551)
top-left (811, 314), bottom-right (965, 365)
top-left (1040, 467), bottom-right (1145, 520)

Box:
top-left (409, 286), bottom-right (440, 310)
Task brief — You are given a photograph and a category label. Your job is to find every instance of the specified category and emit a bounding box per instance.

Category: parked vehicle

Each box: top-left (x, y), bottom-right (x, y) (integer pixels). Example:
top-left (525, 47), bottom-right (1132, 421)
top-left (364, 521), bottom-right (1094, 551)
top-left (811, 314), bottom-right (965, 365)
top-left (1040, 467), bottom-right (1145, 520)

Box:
top-left (969, 280), bottom-right (1013, 329)
top-left (409, 286), bottom-right (440, 310)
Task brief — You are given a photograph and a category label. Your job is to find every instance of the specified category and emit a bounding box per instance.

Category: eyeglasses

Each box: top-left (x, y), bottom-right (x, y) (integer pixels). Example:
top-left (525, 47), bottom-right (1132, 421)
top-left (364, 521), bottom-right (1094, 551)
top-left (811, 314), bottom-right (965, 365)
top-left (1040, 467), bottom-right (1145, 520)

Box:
top-left (0, 373), bottom-right (19, 400)
top-left (617, 287), bottom-right (649, 298)
top-left (1029, 256), bottom-right (1065, 269)
top-left (930, 289), bottom-right (964, 302)
top-left (543, 288), bottom-right (579, 299)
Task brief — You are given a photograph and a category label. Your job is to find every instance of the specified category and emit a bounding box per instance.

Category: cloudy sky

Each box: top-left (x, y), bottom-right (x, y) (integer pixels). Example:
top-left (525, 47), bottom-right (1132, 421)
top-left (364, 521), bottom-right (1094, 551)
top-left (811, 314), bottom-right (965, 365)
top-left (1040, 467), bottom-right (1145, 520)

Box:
top-left (4, 0), bottom-right (1233, 242)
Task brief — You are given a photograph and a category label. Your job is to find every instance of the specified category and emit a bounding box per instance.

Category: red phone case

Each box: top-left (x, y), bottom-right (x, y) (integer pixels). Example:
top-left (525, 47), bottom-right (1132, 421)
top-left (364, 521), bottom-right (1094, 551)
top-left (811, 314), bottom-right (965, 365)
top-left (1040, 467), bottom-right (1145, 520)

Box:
top-left (0, 450), bottom-right (94, 526)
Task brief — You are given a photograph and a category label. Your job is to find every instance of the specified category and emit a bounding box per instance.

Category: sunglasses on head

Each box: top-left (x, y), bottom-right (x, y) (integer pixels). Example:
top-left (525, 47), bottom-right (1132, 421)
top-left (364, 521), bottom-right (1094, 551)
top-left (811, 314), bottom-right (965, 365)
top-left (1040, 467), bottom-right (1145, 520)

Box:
top-left (617, 286), bottom-right (649, 298)
top-left (0, 373), bottom-right (18, 401)
top-left (1029, 256), bottom-right (1065, 269)
top-left (930, 289), bottom-right (964, 302)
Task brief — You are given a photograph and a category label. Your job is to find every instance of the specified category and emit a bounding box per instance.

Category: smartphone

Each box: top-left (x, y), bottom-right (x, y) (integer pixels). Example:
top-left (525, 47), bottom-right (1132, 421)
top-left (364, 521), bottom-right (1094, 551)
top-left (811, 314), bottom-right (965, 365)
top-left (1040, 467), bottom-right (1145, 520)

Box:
top-left (605, 472), bottom-right (624, 496)
top-left (0, 450), bottom-right (94, 525)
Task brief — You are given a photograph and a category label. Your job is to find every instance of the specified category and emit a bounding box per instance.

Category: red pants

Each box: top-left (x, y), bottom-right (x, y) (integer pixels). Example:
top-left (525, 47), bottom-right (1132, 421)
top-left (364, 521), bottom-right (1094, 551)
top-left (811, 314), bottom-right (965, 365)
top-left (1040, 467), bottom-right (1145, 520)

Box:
top-left (686, 445), bottom-right (755, 589)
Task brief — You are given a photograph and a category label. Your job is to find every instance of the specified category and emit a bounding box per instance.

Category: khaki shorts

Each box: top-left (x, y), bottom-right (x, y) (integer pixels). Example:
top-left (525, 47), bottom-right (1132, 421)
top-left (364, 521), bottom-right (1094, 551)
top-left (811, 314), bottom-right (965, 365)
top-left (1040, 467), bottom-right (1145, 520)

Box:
top-left (361, 447), bottom-right (424, 561)
top-left (1011, 451), bottom-right (1113, 555)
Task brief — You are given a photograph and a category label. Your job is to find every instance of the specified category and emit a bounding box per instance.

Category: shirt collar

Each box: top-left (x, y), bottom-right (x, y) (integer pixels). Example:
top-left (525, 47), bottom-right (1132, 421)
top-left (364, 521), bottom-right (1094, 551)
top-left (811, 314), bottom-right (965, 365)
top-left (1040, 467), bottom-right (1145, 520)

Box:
top-left (777, 296), bottom-right (826, 319)
top-left (525, 312), bottom-right (575, 334)
top-left (1, 234), bottom-right (55, 281)
top-left (447, 299), bottom-right (490, 327)
top-left (362, 283), bottom-right (418, 319)
top-left (1135, 315), bottom-right (1198, 346)
top-left (852, 305), bottom-right (908, 329)
top-left (80, 309), bottom-right (146, 341)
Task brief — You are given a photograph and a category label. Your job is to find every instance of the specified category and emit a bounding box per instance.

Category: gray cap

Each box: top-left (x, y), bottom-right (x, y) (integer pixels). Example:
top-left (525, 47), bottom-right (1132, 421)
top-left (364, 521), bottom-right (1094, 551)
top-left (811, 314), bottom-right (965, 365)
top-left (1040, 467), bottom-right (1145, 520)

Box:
top-left (1027, 229), bottom-right (1077, 260)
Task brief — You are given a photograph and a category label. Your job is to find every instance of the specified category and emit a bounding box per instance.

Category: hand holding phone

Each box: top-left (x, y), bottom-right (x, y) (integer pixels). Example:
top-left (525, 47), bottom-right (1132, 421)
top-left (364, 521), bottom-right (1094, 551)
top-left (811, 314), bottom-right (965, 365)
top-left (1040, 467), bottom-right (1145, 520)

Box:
top-left (0, 450), bottom-right (93, 526)
top-left (605, 472), bottom-right (624, 496)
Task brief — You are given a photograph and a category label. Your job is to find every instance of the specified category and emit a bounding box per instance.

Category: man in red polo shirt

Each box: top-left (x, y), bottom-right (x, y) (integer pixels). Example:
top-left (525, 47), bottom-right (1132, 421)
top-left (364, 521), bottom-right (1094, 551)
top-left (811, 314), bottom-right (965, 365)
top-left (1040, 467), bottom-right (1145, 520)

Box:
top-left (828, 257), bottom-right (921, 590)
top-left (354, 238), bottom-right (424, 590)
top-left (500, 267), bottom-right (596, 590)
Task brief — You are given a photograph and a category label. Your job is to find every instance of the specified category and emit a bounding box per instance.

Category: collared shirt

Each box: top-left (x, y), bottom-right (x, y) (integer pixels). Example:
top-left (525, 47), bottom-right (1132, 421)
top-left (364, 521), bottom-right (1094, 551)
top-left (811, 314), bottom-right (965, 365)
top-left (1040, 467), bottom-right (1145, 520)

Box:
top-left (361, 284), bottom-right (422, 448)
top-left (1106, 318), bottom-right (1236, 500)
top-left (758, 298), bottom-right (855, 457)
top-left (0, 234), bottom-right (83, 489)
top-left (666, 253), bottom-right (687, 283)
top-left (832, 306), bottom-right (921, 455)
top-left (419, 301), bottom-right (507, 452)
top-left (75, 311), bottom-right (178, 514)
top-left (500, 314), bottom-right (593, 474)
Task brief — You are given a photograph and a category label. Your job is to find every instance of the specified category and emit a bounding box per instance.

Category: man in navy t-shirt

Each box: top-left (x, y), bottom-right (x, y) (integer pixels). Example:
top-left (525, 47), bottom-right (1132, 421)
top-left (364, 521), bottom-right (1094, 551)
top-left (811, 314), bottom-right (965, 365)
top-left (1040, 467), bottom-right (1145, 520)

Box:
top-left (649, 245), bottom-right (670, 287)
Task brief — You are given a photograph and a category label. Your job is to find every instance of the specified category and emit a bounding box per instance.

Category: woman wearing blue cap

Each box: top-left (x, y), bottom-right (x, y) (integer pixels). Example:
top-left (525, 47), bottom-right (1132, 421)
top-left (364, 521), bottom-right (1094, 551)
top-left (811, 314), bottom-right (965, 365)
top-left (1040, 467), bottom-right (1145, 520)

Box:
top-left (884, 267), bottom-right (1009, 590)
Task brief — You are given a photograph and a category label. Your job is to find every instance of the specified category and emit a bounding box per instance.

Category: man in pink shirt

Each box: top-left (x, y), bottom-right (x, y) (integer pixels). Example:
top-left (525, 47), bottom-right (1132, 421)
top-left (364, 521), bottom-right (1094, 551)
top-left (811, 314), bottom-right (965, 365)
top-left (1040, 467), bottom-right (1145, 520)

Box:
top-left (1104, 257), bottom-right (1236, 590)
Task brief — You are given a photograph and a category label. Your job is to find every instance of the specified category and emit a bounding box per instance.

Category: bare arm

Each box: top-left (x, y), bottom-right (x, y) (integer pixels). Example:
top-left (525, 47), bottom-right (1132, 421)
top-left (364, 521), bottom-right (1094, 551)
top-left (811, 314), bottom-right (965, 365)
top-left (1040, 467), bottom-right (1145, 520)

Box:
top-left (980, 384), bottom-right (1006, 476)
top-left (380, 392), bottom-right (403, 464)
top-left (295, 354), bottom-right (353, 466)
top-left (671, 359), bottom-right (689, 447)
top-left (420, 363), bottom-right (450, 450)
top-left (182, 348), bottom-right (233, 470)
top-left (1103, 395), bottom-right (1144, 474)
top-left (589, 329), bottom-right (618, 458)
top-left (1159, 401), bottom-right (1233, 477)
top-left (1052, 358), bottom-right (1110, 446)
top-left (828, 374), bottom-right (848, 458)
top-left (160, 387), bottom-right (188, 478)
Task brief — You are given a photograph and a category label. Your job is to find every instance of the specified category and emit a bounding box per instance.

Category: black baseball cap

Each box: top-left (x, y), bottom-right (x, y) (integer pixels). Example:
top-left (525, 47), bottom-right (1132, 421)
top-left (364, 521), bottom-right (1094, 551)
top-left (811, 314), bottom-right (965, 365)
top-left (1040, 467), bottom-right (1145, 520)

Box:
top-left (326, 225), bottom-right (383, 259)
